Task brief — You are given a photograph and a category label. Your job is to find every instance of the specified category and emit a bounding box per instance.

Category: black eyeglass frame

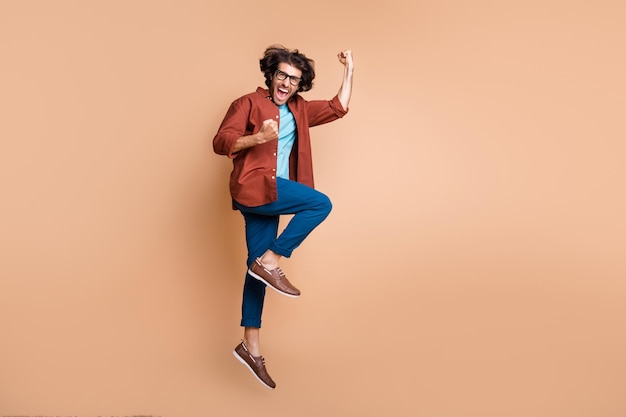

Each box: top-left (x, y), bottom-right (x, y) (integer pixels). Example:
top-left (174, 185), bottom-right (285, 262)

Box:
top-left (274, 69), bottom-right (302, 86)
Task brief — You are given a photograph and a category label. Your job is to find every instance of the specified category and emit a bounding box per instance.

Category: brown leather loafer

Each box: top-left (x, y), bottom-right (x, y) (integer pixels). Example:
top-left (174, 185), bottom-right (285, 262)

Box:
top-left (248, 258), bottom-right (301, 298)
top-left (232, 341), bottom-right (276, 390)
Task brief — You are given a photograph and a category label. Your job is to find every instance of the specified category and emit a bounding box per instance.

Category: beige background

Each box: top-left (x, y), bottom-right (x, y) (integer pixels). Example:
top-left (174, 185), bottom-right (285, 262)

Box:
top-left (1, 1), bottom-right (625, 416)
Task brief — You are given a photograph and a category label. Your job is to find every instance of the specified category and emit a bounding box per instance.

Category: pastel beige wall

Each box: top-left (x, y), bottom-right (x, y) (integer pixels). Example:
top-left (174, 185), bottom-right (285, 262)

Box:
top-left (1, 1), bottom-right (624, 416)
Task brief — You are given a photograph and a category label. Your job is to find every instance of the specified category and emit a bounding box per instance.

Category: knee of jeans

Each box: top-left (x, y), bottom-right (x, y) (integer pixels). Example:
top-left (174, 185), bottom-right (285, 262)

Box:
top-left (319, 194), bottom-right (333, 216)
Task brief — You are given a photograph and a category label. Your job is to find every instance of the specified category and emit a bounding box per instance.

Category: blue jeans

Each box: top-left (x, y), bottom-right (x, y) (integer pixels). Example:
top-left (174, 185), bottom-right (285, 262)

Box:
top-left (234, 178), bottom-right (332, 328)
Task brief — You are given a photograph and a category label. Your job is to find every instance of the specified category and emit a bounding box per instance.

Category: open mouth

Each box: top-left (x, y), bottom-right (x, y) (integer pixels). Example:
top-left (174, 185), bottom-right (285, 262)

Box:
top-left (275, 87), bottom-right (289, 101)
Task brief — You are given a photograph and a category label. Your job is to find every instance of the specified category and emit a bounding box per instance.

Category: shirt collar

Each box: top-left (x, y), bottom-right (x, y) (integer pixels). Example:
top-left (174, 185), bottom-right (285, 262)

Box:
top-left (256, 87), bottom-right (271, 99)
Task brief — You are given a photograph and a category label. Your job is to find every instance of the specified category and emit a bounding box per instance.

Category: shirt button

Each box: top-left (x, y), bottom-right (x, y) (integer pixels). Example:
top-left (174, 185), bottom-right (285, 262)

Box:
top-left (273, 152), bottom-right (277, 156)
top-left (272, 168), bottom-right (276, 172)
top-left (275, 115), bottom-right (279, 119)
top-left (271, 176), bottom-right (275, 179)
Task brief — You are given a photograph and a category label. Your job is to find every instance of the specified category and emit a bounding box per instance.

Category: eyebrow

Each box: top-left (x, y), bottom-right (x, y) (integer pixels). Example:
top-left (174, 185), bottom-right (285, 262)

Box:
top-left (278, 69), bottom-right (301, 78)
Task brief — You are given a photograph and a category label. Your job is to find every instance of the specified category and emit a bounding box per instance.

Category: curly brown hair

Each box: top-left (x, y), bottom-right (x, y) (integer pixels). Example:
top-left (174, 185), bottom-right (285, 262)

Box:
top-left (259, 44), bottom-right (315, 93)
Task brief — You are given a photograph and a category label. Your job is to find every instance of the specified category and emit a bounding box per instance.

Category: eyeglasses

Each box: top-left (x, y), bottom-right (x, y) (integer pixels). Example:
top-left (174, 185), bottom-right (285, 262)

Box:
top-left (274, 69), bottom-right (302, 86)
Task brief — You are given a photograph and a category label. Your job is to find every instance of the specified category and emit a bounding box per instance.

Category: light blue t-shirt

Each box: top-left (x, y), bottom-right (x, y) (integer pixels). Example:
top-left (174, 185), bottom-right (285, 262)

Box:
top-left (276, 104), bottom-right (296, 179)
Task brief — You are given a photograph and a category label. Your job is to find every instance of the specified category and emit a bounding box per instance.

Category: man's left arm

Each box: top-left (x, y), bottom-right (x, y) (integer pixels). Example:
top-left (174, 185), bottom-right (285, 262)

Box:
top-left (337, 49), bottom-right (354, 111)
top-left (305, 50), bottom-right (354, 126)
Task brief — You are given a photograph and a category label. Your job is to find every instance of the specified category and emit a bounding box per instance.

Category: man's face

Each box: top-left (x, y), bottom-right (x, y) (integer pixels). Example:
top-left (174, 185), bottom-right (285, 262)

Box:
top-left (269, 62), bottom-right (302, 105)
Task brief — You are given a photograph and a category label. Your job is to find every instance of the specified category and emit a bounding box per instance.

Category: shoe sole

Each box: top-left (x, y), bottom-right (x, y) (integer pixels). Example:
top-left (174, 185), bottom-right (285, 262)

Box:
top-left (247, 268), bottom-right (300, 298)
top-left (232, 349), bottom-right (275, 390)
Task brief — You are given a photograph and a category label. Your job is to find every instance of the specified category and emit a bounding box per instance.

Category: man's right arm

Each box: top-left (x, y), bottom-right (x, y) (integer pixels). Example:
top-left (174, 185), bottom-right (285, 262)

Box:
top-left (231, 119), bottom-right (279, 153)
top-left (213, 99), bottom-right (279, 158)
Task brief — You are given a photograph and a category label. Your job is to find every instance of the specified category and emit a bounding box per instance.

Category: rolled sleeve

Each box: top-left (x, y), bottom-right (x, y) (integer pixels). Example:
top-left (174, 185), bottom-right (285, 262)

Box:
top-left (329, 94), bottom-right (349, 117)
top-left (213, 100), bottom-right (250, 159)
top-left (306, 95), bottom-right (349, 127)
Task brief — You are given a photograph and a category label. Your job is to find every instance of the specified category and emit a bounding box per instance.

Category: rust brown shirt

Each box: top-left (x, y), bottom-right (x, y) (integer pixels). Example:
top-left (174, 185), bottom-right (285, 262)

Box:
top-left (213, 87), bottom-right (348, 207)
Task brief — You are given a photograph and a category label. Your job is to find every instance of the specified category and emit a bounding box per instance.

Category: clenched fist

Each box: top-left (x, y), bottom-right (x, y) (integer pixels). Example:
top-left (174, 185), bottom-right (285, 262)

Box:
top-left (257, 119), bottom-right (279, 143)
top-left (338, 50), bottom-right (353, 70)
